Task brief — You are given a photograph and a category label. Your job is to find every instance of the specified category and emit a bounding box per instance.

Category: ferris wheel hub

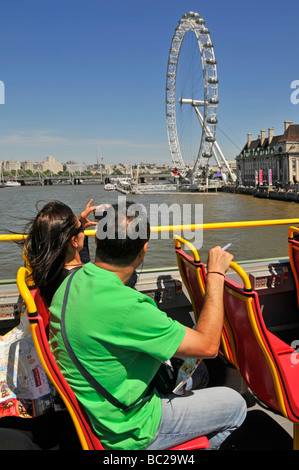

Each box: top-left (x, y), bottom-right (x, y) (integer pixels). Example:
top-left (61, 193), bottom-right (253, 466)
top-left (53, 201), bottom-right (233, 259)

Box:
top-left (179, 98), bottom-right (205, 107)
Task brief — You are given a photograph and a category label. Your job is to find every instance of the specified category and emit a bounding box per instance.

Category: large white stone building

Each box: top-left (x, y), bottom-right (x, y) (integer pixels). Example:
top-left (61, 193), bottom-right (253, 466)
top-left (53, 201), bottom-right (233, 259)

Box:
top-left (2, 160), bottom-right (21, 172)
top-left (33, 156), bottom-right (63, 173)
top-left (2, 156), bottom-right (63, 174)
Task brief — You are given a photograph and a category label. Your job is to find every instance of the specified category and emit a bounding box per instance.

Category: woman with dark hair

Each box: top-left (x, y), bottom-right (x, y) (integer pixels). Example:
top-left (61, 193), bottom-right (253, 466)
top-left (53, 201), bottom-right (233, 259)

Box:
top-left (23, 199), bottom-right (97, 306)
top-left (0, 200), bottom-right (96, 450)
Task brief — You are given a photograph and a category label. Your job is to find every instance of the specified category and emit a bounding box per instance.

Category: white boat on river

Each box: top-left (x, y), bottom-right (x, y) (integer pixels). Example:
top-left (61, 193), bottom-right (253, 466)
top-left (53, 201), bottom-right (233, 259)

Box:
top-left (4, 180), bottom-right (21, 187)
top-left (104, 183), bottom-right (116, 191)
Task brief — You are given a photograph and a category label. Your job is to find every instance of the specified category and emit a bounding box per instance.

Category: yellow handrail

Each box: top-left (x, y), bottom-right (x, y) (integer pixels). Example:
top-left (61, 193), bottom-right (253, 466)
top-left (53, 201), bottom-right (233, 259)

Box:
top-left (2, 218), bottom-right (299, 242)
top-left (0, 233), bottom-right (27, 242)
top-left (151, 218), bottom-right (299, 233)
top-left (229, 261), bottom-right (252, 291)
top-left (174, 234), bottom-right (200, 261)
top-left (16, 266), bottom-right (37, 314)
top-left (174, 234), bottom-right (252, 291)
top-left (288, 226), bottom-right (299, 238)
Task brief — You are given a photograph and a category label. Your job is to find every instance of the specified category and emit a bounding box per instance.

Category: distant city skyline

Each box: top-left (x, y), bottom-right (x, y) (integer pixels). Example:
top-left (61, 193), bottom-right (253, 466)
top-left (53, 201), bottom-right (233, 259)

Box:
top-left (1, 156), bottom-right (173, 168)
top-left (0, 0), bottom-right (298, 167)
top-left (1, 156), bottom-right (174, 175)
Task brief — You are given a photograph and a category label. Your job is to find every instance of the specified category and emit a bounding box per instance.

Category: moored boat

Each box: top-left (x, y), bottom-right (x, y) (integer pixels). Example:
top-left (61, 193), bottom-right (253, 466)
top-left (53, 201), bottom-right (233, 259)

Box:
top-left (4, 180), bottom-right (21, 187)
top-left (104, 183), bottom-right (116, 191)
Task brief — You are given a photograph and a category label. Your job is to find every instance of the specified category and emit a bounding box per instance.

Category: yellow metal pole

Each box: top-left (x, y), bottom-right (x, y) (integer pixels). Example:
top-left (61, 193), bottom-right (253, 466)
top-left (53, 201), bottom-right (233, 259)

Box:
top-left (2, 218), bottom-right (299, 242)
top-left (0, 234), bottom-right (27, 242)
top-left (85, 218), bottom-right (299, 236)
top-left (151, 218), bottom-right (299, 233)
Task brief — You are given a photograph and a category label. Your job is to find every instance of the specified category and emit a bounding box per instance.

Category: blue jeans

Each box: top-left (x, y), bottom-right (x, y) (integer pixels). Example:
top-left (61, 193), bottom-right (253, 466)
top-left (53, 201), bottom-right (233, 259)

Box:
top-left (146, 386), bottom-right (246, 450)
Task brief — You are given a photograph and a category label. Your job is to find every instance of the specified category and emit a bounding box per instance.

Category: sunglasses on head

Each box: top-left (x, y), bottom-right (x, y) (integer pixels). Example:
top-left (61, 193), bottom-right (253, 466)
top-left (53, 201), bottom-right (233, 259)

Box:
top-left (75, 220), bottom-right (84, 234)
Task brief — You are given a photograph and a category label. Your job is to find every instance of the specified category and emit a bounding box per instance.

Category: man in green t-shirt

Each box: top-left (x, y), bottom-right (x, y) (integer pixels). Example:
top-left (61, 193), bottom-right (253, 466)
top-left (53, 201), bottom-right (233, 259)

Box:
top-left (49, 201), bottom-right (246, 450)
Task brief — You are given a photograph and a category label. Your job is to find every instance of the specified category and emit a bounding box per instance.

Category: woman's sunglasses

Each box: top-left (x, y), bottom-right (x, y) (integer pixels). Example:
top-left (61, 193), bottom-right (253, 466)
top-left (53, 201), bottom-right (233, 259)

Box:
top-left (75, 220), bottom-right (84, 234)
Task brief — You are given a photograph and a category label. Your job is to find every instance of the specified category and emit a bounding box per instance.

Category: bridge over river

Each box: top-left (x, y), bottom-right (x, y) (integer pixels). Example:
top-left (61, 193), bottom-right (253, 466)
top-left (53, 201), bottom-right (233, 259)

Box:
top-left (11, 173), bottom-right (174, 186)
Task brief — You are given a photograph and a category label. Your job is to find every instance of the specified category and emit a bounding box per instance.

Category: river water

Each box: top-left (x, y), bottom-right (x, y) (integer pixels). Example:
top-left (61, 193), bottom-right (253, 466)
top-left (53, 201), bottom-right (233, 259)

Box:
top-left (1, 183), bottom-right (299, 280)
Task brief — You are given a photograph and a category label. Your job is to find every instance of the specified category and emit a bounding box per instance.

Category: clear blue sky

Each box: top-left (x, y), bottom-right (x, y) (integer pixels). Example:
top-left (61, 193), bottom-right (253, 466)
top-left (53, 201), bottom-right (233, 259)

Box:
top-left (0, 0), bottom-right (298, 166)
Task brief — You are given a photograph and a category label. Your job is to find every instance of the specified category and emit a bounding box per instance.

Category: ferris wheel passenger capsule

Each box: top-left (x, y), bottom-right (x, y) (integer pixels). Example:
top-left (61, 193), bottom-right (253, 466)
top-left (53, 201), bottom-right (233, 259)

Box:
top-left (207, 77), bottom-right (218, 84)
top-left (206, 58), bottom-right (217, 65)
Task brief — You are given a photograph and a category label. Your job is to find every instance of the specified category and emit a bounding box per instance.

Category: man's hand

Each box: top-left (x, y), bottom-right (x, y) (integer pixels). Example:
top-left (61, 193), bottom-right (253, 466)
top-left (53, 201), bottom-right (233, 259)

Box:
top-left (175, 245), bottom-right (234, 359)
top-left (207, 246), bottom-right (234, 275)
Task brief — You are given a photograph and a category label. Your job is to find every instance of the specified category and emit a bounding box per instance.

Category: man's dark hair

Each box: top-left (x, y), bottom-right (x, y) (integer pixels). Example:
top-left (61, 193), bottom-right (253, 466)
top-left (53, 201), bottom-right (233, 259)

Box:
top-left (95, 200), bottom-right (150, 267)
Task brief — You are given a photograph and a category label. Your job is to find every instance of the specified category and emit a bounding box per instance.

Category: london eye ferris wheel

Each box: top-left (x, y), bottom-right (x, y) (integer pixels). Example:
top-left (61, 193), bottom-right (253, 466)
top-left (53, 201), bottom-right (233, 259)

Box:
top-left (166, 12), bottom-right (235, 184)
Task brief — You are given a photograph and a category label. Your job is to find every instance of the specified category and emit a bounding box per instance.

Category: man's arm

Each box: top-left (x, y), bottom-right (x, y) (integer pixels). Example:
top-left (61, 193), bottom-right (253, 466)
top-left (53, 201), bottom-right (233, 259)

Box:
top-left (174, 246), bottom-right (233, 359)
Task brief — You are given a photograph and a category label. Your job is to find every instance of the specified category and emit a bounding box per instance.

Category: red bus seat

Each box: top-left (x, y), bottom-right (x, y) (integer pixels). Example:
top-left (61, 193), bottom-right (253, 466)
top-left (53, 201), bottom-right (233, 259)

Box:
top-left (223, 260), bottom-right (299, 450)
top-left (17, 266), bottom-right (209, 451)
top-left (29, 287), bottom-right (50, 336)
top-left (174, 235), bottom-right (235, 365)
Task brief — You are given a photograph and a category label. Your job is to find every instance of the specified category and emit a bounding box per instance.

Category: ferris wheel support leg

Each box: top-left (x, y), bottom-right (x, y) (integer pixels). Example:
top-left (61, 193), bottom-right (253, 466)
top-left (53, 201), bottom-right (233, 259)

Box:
top-left (210, 146), bottom-right (223, 175)
top-left (213, 140), bottom-right (237, 182)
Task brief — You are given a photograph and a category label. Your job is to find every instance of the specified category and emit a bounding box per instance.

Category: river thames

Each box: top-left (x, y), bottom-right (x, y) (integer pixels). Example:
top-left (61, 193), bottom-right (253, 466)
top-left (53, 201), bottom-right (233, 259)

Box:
top-left (1, 183), bottom-right (299, 281)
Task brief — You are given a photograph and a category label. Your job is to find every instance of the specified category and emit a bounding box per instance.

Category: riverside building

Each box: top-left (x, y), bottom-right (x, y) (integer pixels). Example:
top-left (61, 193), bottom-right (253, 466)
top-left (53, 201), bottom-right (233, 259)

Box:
top-left (236, 120), bottom-right (299, 187)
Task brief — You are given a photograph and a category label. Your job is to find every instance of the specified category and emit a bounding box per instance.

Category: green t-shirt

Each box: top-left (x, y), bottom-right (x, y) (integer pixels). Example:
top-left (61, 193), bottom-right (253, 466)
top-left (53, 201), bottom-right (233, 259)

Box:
top-left (49, 263), bottom-right (186, 450)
